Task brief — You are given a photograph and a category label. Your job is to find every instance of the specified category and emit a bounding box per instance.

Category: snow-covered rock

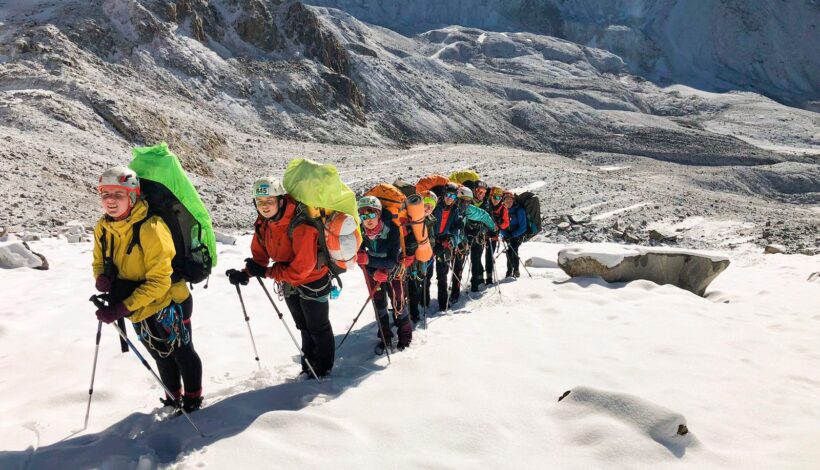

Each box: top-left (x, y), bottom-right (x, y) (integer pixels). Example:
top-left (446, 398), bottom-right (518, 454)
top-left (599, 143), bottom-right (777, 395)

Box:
top-left (0, 240), bottom-right (46, 269)
top-left (214, 230), bottom-right (238, 245)
top-left (557, 243), bottom-right (730, 296)
top-left (557, 385), bottom-right (695, 456)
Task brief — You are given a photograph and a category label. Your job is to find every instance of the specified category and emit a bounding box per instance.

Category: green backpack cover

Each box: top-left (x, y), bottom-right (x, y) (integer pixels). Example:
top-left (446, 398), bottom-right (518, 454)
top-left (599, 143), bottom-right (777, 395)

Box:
top-left (129, 143), bottom-right (217, 283)
top-left (283, 158), bottom-right (360, 224)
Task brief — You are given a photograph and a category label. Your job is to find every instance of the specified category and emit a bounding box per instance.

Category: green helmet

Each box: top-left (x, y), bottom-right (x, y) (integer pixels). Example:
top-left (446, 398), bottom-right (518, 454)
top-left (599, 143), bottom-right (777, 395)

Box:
top-left (357, 195), bottom-right (382, 212)
top-left (252, 177), bottom-right (285, 198)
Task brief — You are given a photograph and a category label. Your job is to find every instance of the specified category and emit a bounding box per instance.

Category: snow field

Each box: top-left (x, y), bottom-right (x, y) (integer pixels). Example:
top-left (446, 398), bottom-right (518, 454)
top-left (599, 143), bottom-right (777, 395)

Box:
top-left (0, 237), bottom-right (818, 468)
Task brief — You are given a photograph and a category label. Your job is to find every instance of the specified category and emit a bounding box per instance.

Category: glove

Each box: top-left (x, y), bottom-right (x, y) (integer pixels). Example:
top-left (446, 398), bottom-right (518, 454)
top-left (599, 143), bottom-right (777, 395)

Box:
top-left (95, 302), bottom-right (131, 324)
top-left (95, 275), bottom-right (112, 293)
top-left (356, 251), bottom-right (369, 266)
top-left (226, 268), bottom-right (250, 286)
top-left (373, 270), bottom-right (389, 283)
top-left (402, 255), bottom-right (415, 268)
top-left (441, 239), bottom-right (452, 252)
top-left (244, 258), bottom-right (267, 278)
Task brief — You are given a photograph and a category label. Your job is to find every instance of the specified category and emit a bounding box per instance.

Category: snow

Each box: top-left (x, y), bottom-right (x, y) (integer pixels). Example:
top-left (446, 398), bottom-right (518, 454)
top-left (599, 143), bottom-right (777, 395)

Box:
top-left (558, 243), bottom-right (730, 269)
top-left (512, 180), bottom-right (546, 192)
top-left (591, 202), bottom-right (651, 221)
top-left (1, 237), bottom-right (819, 468)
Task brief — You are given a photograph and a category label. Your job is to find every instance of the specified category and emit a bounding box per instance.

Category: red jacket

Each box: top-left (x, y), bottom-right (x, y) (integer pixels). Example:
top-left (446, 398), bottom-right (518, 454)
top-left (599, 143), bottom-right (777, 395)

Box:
top-left (250, 196), bottom-right (329, 286)
top-left (491, 203), bottom-right (510, 231)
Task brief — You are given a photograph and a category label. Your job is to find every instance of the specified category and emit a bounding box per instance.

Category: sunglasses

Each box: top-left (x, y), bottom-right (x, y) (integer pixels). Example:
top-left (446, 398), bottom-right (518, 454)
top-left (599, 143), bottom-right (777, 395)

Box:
top-left (444, 193), bottom-right (457, 199)
top-left (359, 211), bottom-right (379, 220)
top-left (492, 195), bottom-right (502, 201)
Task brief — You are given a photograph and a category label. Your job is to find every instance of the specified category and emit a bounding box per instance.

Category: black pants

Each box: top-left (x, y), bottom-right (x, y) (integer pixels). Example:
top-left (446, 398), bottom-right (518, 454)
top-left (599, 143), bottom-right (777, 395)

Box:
top-left (485, 239), bottom-right (499, 282)
top-left (469, 241), bottom-right (485, 289)
top-left (505, 237), bottom-right (523, 275)
top-left (407, 261), bottom-right (431, 321)
top-left (284, 278), bottom-right (334, 376)
top-left (135, 295), bottom-right (202, 398)
top-left (435, 250), bottom-right (452, 310)
top-left (451, 245), bottom-right (467, 300)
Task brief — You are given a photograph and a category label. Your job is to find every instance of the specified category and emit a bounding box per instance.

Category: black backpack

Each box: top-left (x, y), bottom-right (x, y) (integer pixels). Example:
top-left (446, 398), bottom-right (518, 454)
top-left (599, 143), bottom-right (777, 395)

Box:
top-left (128, 180), bottom-right (212, 284)
top-left (516, 192), bottom-right (542, 240)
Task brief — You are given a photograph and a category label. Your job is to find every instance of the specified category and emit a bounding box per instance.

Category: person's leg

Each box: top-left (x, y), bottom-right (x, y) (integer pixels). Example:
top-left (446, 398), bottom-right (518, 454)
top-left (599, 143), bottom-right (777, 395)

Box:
top-left (485, 239), bottom-right (497, 284)
top-left (285, 293), bottom-right (316, 372)
top-left (172, 296), bottom-right (202, 408)
top-left (371, 278), bottom-right (393, 342)
top-left (469, 242), bottom-right (483, 291)
top-left (388, 277), bottom-right (412, 347)
top-left (451, 249), bottom-right (465, 301)
top-left (407, 270), bottom-right (420, 323)
top-left (436, 254), bottom-right (450, 310)
top-left (135, 315), bottom-right (181, 403)
top-left (511, 237), bottom-right (523, 277)
top-left (299, 296), bottom-right (334, 376)
top-left (424, 260), bottom-right (434, 308)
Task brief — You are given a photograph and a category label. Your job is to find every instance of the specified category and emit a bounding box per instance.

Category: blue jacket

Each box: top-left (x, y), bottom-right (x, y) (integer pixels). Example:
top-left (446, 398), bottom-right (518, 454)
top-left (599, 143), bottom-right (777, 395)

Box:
top-left (501, 203), bottom-right (528, 239)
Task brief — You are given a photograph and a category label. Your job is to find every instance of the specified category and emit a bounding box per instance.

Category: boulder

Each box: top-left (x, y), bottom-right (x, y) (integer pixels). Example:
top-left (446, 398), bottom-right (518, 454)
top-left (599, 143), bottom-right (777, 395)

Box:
top-left (764, 244), bottom-right (786, 254)
top-left (0, 240), bottom-right (46, 269)
top-left (558, 243), bottom-right (730, 296)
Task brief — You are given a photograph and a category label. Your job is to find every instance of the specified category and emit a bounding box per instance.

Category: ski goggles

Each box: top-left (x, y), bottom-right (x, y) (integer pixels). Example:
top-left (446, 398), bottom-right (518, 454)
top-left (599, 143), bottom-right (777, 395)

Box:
top-left (492, 195), bottom-right (503, 201)
top-left (359, 210), bottom-right (379, 220)
top-left (444, 192), bottom-right (457, 200)
top-left (254, 196), bottom-right (279, 206)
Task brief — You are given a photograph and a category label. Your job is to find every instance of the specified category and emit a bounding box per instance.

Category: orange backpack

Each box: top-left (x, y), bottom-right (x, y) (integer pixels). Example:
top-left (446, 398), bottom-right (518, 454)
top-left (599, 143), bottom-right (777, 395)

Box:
top-left (365, 183), bottom-right (433, 263)
top-left (415, 174), bottom-right (450, 196)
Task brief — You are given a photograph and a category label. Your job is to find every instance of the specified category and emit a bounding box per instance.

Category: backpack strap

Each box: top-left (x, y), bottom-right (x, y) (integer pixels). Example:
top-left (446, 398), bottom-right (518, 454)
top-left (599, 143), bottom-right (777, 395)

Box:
top-left (127, 212), bottom-right (150, 255)
top-left (288, 205), bottom-right (344, 289)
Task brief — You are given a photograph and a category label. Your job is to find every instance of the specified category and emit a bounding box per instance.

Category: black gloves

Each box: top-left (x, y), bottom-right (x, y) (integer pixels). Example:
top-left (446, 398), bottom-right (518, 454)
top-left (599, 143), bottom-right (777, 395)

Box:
top-left (244, 258), bottom-right (267, 278)
top-left (226, 269), bottom-right (249, 286)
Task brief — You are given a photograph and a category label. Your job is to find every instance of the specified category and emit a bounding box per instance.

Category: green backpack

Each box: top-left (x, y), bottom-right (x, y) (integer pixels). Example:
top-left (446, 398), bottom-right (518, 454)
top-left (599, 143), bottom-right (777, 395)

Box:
top-left (128, 143), bottom-right (217, 284)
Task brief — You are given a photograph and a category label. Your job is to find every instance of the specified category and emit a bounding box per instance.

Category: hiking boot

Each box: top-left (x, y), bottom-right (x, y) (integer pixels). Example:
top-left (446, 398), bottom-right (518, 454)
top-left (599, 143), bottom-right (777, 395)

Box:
top-left (159, 396), bottom-right (180, 409)
top-left (397, 318), bottom-right (412, 348)
top-left (449, 292), bottom-right (460, 304)
top-left (485, 278), bottom-right (494, 286)
top-left (182, 395), bottom-right (203, 413)
top-left (513, 269), bottom-right (520, 278)
top-left (505, 269), bottom-right (512, 278)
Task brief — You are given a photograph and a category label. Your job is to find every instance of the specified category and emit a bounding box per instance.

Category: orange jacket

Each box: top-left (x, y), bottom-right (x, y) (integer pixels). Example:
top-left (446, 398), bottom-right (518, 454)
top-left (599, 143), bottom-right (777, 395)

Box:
top-left (250, 196), bottom-right (329, 286)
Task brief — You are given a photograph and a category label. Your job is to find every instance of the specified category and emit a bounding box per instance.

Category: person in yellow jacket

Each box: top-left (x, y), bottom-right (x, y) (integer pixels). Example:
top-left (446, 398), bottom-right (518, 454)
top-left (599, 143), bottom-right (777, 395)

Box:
top-left (92, 166), bottom-right (203, 413)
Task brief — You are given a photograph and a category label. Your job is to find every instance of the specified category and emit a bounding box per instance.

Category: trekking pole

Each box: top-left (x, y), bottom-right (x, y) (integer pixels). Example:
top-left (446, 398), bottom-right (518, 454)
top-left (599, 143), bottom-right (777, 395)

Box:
top-left (336, 284), bottom-right (378, 351)
top-left (81, 320), bottom-right (103, 432)
top-left (505, 241), bottom-right (533, 278)
top-left (234, 284), bottom-right (262, 371)
top-left (89, 296), bottom-right (205, 437)
top-left (255, 277), bottom-right (322, 383)
top-left (421, 272), bottom-right (429, 329)
top-left (110, 321), bottom-right (206, 437)
top-left (490, 260), bottom-right (503, 298)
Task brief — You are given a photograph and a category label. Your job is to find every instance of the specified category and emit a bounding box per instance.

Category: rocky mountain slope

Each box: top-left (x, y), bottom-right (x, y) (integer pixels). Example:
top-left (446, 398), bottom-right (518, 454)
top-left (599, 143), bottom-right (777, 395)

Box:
top-left (306, 0), bottom-right (820, 109)
top-left (0, 0), bottom-right (817, 251)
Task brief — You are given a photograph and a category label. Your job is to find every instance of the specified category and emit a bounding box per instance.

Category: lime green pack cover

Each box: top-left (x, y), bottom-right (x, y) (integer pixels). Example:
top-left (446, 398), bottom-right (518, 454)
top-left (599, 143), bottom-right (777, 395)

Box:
top-left (449, 170), bottom-right (481, 184)
top-left (129, 143), bottom-right (217, 267)
top-left (283, 158), bottom-right (360, 225)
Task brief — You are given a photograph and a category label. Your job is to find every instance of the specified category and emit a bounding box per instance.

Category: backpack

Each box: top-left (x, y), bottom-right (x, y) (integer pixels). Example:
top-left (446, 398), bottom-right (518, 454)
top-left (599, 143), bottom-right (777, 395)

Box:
top-left (449, 170), bottom-right (480, 185)
top-left (366, 183), bottom-right (434, 263)
top-left (415, 174), bottom-right (450, 197)
top-left (286, 202), bottom-right (361, 281)
top-left (516, 192), bottom-right (542, 240)
top-left (392, 178), bottom-right (417, 198)
top-left (282, 159), bottom-right (362, 282)
top-left (127, 143), bottom-right (216, 284)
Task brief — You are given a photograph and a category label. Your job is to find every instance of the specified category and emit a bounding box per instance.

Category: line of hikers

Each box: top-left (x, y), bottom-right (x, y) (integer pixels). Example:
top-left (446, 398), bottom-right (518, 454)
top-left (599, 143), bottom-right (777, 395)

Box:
top-left (88, 145), bottom-right (539, 421)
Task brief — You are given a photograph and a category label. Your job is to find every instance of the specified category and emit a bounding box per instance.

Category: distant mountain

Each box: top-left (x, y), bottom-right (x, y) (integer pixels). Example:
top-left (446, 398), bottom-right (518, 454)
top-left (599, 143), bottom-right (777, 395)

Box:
top-left (306, 0), bottom-right (820, 108)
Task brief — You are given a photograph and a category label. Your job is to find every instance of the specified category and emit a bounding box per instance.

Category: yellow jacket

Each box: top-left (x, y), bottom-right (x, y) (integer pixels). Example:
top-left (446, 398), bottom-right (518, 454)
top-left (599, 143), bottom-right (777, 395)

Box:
top-left (92, 200), bottom-right (190, 323)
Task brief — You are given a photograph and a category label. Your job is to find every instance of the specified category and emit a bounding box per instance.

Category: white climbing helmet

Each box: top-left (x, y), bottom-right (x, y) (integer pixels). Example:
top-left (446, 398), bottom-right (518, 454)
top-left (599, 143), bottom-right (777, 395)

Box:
top-left (98, 166), bottom-right (140, 205)
top-left (457, 186), bottom-right (473, 201)
top-left (357, 195), bottom-right (382, 212)
top-left (252, 177), bottom-right (285, 198)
